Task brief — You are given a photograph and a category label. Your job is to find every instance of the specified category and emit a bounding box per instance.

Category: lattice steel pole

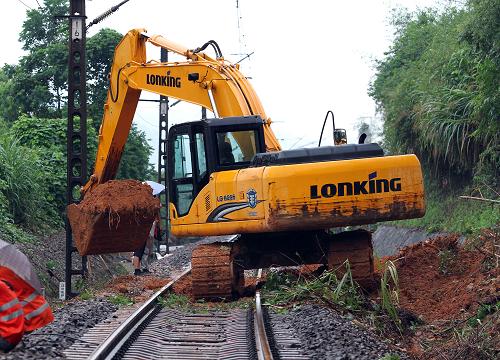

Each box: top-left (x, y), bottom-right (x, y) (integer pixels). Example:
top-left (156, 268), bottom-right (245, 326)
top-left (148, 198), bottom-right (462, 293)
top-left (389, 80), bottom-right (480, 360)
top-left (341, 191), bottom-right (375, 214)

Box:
top-left (158, 48), bottom-right (170, 254)
top-left (65, 0), bottom-right (88, 299)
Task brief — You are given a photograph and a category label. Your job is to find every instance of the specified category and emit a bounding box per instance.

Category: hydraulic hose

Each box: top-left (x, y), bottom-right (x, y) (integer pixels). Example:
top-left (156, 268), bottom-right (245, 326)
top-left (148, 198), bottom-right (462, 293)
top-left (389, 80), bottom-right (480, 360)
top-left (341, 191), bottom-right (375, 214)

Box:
top-left (193, 40), bottom-right (223, 58)
top-left (318, 110), bottom-right (335, 147)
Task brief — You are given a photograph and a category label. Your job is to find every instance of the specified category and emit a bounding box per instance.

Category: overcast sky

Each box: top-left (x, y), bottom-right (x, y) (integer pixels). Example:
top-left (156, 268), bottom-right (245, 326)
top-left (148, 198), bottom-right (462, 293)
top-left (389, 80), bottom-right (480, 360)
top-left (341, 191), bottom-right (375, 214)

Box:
top-left (3, 0), bottom-right (439, 165)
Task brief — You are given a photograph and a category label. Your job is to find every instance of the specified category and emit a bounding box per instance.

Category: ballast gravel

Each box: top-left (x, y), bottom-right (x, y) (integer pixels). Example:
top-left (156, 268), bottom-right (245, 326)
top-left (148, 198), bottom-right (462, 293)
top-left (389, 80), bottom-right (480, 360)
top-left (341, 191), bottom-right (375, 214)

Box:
top-left (2, 298), bottom-right (117, 359)
top-left (3, 234), bottom-right (412, 359)
top-left (269, 304), bottom-right (409, 360)
top-left (149, 236), bottom-right (234, 277)
top-left (1, 238), bottom-right (211, 359)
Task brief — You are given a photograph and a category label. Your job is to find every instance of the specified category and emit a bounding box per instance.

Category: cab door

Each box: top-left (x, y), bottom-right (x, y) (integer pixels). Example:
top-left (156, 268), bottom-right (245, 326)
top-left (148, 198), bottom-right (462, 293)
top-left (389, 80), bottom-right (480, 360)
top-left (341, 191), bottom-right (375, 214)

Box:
top-left (168, 123), bottom-right (209, 221)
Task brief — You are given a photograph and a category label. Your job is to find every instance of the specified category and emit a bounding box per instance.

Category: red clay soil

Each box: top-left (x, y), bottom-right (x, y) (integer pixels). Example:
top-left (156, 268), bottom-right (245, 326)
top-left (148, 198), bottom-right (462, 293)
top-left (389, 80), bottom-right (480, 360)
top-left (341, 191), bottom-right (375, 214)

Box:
top-left (172, 271), bottom-right (266, 303)
top-left (172, 273), bottom-right (193, 299)
top-left (104, 274), bottom-right (171, 302)
top-left (386, 231), bottom-right (499, 323)
top-left (67, 180), bottom-right (160, 255)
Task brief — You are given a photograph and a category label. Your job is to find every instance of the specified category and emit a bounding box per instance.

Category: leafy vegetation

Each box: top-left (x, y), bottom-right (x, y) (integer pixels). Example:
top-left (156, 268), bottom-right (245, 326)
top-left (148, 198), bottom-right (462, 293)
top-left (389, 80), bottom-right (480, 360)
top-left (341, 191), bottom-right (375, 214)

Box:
top-left (78, 289), bottom-right (94, 301)
top-left (370, 0), bottom-right (499, 205)
top-left (107, 294), bottom-right (134, 307)
top-left (87, 28), bottom-right (123, 128)
top-left (379, 355), bottom-right (401, 360)
top-left (416, 296), bottom-right (499, 359)
top-left (10, 116), bottom-right (98, 212)
top-left (158, 293), bottom-right (191, 309)
top-left (0, 1), bottom-right (122, 124)
top-left (0, 1), bottom-right (155, 241)
top-left (261, 264), bottom-right (407, 335)
top-left (117, 125), bottom-right (156, 181)
top-left (0, 120), bottom-right (59, 236)
top-left (392, 181), bottom-right (499, 233)
top-left (262, 263), bottom-right (364, 313)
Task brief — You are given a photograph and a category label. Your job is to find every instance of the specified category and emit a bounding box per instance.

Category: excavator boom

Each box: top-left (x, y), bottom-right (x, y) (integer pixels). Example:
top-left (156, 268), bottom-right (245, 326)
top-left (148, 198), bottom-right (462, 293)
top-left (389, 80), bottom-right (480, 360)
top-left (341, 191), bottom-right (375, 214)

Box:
top-left (83, 29), bottom-right (280, 194)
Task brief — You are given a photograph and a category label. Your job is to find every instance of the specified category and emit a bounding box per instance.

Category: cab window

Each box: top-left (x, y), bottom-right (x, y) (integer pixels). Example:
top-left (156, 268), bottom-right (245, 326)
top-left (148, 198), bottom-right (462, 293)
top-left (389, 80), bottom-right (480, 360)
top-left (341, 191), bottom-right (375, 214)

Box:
top-left (172, 134), bottom-right (193, 216)
top-left (173, 134), bottom-right (192, 179)
top-left (195, 133), bottom-right (207, 178)
top-left (217, 130), bottom-right (257, 165)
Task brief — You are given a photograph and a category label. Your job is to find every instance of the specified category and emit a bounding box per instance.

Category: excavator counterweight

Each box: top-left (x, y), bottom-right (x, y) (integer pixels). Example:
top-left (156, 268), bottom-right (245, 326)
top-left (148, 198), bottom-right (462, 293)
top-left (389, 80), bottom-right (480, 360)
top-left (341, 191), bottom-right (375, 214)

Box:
top-left (67, 29), bottom-right (426, 298)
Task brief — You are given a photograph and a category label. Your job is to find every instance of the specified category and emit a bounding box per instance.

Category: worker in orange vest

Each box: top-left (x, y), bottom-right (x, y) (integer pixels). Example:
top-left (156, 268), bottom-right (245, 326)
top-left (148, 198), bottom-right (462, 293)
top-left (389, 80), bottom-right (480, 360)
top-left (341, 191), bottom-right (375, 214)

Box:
top-left (0, 266), bottom-right (54, 351)
top-left (0, 280), bottom-right (24, 352)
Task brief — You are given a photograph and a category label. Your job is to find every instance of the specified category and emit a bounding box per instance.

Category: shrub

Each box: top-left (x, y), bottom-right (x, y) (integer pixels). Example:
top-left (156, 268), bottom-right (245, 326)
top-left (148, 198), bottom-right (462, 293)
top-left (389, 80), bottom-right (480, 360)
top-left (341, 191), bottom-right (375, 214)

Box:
top-left (0, 129), bottom-right (58, 229)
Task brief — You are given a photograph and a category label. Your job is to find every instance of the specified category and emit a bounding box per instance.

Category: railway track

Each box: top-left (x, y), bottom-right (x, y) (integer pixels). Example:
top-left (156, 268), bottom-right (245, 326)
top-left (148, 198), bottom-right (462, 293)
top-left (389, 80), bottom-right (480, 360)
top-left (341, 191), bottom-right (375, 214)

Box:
top-left (64, 268), bottom-right (309, 360)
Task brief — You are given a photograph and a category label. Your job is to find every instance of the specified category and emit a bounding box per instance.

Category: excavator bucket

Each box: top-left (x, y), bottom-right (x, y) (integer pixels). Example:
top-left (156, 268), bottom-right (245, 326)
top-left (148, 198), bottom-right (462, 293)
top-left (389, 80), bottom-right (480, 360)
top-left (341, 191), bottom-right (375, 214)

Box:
top-left (67, 180), bottom-right (160, 255)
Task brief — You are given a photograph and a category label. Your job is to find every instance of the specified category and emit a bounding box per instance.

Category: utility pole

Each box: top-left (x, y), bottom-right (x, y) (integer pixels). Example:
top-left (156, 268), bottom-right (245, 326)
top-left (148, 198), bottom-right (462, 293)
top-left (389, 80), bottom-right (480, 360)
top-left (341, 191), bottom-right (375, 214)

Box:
top-left (65, 0), bottom-right (88, 299)
top-left (158, 48), bottom-right (170, 254)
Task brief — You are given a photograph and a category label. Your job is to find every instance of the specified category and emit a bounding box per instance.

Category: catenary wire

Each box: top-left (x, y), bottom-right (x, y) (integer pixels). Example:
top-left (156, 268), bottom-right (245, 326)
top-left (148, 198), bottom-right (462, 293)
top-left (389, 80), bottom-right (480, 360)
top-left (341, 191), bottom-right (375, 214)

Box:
top-left (17, 0), bottom-right (33, 10)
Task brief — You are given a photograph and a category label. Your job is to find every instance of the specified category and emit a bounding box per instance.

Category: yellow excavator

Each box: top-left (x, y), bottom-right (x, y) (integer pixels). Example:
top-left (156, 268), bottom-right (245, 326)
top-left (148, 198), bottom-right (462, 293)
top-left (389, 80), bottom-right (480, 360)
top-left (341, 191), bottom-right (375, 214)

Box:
top-left (69, 29), bottom-right (425, 299)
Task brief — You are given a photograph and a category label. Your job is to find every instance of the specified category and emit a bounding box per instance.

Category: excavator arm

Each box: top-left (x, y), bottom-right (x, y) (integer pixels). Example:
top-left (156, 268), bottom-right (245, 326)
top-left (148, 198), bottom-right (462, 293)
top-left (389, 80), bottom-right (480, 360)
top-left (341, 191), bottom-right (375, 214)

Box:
top-left (82, 28), bottom-right (280, 194)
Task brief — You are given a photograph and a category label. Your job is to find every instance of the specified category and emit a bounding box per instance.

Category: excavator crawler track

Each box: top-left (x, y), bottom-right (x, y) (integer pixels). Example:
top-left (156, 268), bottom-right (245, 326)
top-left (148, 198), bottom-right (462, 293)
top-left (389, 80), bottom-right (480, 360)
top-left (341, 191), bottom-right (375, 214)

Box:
top-left (327, 229), bottom-right (375, 289)
top-left (191, 242), bottom-right (244, 300)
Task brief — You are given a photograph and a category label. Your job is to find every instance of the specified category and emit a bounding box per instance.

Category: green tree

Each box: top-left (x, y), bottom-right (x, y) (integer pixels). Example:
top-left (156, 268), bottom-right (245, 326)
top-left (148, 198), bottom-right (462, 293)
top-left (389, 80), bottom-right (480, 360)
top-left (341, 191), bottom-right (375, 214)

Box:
top-left (117, 125), bottom-right (155, 181)
top-left (0, 1), bottom-right (123, 127)
top-left (10, 115), bottom-right (98, 212)
top-left (462, 0), bottom-right (500, 64)
top-left (0, 66), bottom-right (22, 122)
top-left (0, 0), bottom-right (153, 186)
top-left (15, 0), bottom-right (69, 119)
top-left (87, 28), bottom-right (123, 128)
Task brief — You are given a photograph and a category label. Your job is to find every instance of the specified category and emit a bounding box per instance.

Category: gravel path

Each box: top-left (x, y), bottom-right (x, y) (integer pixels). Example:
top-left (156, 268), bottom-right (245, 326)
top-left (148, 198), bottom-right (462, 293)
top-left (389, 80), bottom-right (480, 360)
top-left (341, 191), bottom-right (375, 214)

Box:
top-left (269, 304), bottom-right (408, 360)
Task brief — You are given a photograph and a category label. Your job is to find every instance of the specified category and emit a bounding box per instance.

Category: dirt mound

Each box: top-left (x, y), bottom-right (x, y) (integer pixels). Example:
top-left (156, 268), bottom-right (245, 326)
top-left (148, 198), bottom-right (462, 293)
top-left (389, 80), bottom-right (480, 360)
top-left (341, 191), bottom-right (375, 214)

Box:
top-left (172, 273), bottom-right (193, 299)
top-left (100, 274), bottom-right (171, 303)
top-left (390, 231), bottom-right (499, 322)
top-left (67, 180), bottom-right (160, 255)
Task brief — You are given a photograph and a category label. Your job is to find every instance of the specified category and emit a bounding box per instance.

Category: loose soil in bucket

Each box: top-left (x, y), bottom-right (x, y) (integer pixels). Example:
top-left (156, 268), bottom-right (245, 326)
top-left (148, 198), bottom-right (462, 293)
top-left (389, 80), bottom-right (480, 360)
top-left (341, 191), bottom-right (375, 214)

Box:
top-left (67, 180), bottom-right (160, 255)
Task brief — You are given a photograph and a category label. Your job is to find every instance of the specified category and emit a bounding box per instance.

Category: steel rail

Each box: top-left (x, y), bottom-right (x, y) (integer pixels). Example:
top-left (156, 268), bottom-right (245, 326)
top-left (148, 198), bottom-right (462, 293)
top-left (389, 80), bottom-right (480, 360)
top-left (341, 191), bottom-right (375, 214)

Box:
top-left (254, 269), bottom-right (274, 360)
top-left (88, 267), bottom-right (191, 360)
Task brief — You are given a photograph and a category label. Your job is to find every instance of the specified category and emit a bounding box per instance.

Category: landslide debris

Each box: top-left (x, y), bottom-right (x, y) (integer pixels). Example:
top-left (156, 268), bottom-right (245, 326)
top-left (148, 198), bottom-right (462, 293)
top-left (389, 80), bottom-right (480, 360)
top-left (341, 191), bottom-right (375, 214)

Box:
top-left (386, 229), bottom-right (499, 359)
top-left (67, 180), bottom-right (160, 255)
top-left (392, 232), bottom-right (499, 322)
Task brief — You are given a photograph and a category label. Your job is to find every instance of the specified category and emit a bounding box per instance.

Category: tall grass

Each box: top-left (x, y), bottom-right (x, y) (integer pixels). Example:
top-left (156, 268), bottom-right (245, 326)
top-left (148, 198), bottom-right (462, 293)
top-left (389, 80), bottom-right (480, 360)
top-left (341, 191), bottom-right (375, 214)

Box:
top-left (393, 182), bottom-right (499, 234)
top-left (261, 263), bottom-right (405, 333)
top-left (0, 129), bottom-right (58, 231)
top-left (370, 4), bottom-right (499, 190)
top-left (380, 261), bottom-right (402, 331)
top-left (263, 262), bottom-right (363, 312)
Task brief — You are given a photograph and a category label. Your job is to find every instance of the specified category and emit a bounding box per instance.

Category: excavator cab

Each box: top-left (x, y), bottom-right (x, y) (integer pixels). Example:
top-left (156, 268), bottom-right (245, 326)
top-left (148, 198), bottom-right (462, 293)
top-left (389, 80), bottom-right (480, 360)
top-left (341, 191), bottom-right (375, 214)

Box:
top-left (168, 115), bottom-right (266, 218)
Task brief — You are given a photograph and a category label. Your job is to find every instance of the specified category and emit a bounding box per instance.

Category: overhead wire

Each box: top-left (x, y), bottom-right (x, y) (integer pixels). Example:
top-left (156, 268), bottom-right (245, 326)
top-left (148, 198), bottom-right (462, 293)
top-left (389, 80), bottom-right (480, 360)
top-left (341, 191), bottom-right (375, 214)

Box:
top-left (17, 0), bottom-right (32, 10)
top-left (86, 0), bottom-right (131, 30)
top-left (134, 113), bottom-right (157, 129)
